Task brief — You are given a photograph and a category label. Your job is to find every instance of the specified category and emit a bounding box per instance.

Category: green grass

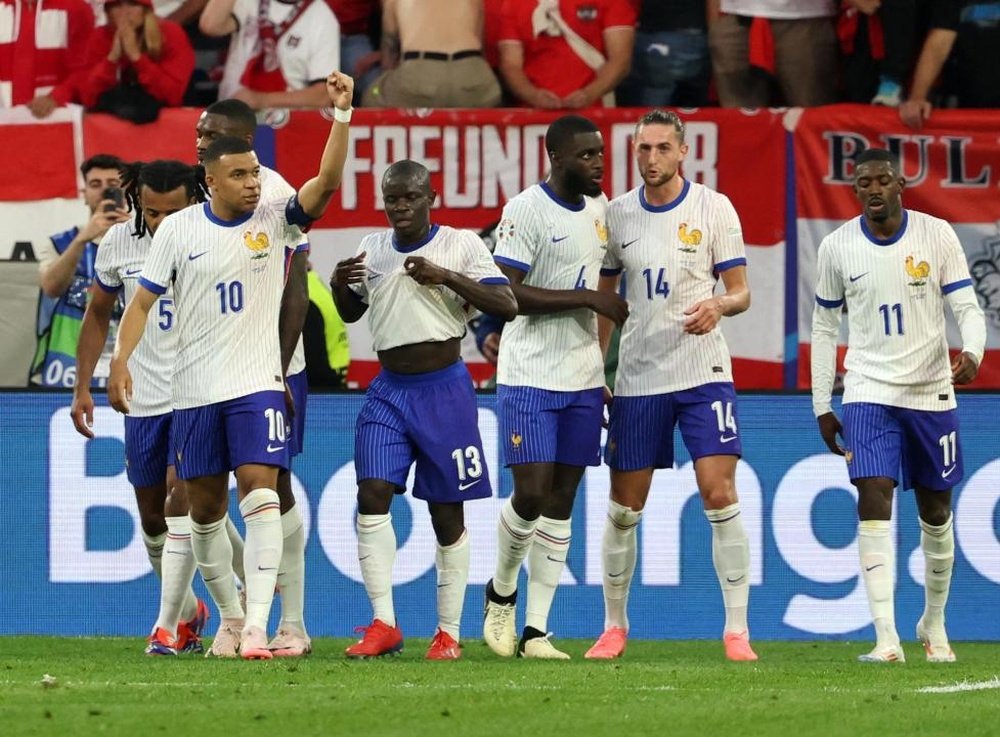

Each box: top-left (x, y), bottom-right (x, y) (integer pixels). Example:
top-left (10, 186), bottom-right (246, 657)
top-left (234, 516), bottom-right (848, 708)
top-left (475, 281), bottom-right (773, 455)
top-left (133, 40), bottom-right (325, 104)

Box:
top-left (3, 638), bottom-right (999, 737)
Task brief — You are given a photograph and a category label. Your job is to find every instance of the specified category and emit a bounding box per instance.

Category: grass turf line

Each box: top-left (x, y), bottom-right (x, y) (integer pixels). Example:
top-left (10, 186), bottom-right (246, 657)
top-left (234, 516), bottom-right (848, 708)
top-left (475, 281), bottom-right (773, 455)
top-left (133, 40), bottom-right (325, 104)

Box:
top-left (3, 638), bottom-right (1000, 737)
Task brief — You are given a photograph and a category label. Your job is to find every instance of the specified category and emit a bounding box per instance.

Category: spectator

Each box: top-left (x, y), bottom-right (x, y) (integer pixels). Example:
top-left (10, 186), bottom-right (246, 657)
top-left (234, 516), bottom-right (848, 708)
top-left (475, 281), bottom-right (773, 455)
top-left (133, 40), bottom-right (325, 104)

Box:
top-left (201, 0), bottom-right (341, 109)
top-left (618, 0), bottom-right (710, 107)
top-left (1, 0), bottom-right (95, 117)
top-left (363, 0), bottom-right (501, 108)
top-left (708, 0), bottom-right (838, 107)
top-left (900, 0), bottom-right (1000, 129)
top-left (327, 0), bottom-right (381, 101)
top-left (31, 154), bottom-right (128, 388)
top-left (498, 0), bottom-right (636, 109)
top-left (79, 0), bottom-right (195, 122)
top-left (304, 263), bottom-right (350, 388)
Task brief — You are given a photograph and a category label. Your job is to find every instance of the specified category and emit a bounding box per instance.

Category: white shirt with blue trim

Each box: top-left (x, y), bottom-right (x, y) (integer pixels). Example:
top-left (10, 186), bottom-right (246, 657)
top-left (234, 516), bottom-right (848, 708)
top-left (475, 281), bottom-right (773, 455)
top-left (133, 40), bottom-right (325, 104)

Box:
top-left (603, 180), bottom-right (747, 396)
top-left (811, 208), bottom-right (985, 414)
top-left (492, 182), bottom-right (609, 391)
top-left (140, 198), bottom-right (309, 409)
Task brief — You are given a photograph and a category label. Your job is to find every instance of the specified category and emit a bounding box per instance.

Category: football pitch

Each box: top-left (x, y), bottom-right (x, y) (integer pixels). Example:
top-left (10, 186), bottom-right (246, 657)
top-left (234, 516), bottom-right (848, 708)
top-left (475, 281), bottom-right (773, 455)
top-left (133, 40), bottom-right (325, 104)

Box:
top-left (3, 638), bottom-right (999, 736)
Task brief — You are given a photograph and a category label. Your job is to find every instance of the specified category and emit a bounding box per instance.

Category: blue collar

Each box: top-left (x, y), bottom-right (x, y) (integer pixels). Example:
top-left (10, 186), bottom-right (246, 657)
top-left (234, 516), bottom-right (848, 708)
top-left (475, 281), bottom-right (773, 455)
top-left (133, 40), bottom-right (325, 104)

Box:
top-left (860, 210), bottom-right (908, 246)
top-left (204, 201), bottom-right (254, 228)
top-left (540, 181), bottom-right (585, 212)
top-left (639, 179), bottom-right (690, 213)
top-left (393, 223), bottom-right (440, 253)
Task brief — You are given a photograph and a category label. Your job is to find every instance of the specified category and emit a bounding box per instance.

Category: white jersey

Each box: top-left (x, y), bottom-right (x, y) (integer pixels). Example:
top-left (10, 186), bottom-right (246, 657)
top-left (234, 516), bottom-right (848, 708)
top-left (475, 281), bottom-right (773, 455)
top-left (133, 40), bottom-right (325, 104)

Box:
top-left (813, 210), bottom-right (977, 411)
top-left (493, 183), bottom-right (609, 391)
top-left (604, 180), bottom-right (747, 396)
top-left (94, 222), bottom-right (175, 417)
top-left (349, 224), bottom-right (508, 351)
top-left (140, 199), bottom-right (307, 409)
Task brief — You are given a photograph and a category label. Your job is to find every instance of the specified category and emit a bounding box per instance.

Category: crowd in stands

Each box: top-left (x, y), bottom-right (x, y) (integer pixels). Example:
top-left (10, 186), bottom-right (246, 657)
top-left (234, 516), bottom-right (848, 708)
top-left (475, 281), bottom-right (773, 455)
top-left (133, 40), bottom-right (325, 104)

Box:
top-left (2, 0), bottom-right (998, 125)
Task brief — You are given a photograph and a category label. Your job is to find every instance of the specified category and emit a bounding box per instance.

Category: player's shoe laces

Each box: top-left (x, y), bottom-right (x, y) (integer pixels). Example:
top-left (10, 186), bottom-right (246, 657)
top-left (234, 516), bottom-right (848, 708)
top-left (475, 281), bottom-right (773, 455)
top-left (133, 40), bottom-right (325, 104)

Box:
top-left (344, 619), bottom-right (404, 659)
top-left (483, 579), bottom-right (517, 657)
top-left (267, 625), bottom-right (312, 658)
top-left (585, 627), bottom-right (628, 660)
top-left (144, 627), bottom-right (178, 656)
top-left (723, 630), bottom-right (759, 662)
top-left (240, 625), bottom-right (273, 660)
top-left (916, 617), bottom-right (956, 663)
top-left (426, 629), bottom-right (461, 660)
top-left (206, 621), bottom-right (243, 658)
top-left (518, 632), bottom-right (570, 660)
top-left (857, 643), bottom-right (905, 663)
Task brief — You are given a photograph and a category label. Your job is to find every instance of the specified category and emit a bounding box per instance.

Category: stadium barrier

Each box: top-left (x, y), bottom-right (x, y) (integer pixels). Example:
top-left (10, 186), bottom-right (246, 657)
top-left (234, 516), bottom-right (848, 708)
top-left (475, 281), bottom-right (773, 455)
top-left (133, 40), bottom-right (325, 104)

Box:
top-left (5, 391), bottom-right (999, 641)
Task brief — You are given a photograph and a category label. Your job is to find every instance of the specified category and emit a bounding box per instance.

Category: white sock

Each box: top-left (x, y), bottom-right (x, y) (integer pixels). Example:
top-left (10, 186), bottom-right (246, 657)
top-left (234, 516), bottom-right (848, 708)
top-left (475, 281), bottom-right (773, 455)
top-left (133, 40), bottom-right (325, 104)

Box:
top-left (190, 516), bottom-right (243, 620)
top-left (436, 530), bottom-right (470, 641)
top-left (706, 503), bottom-right (750, 634)
top-left (858, 519), bottom-right (898, 647)
top-left (602, 500), bottom-right (642, 631)
top-left (357, 513), bottom-right (396, 627)
top-left (153, 516), bottom-right (199, 638)
top-left (920, 514), bottom-right (954, 629)
top-left (142, 529), bottom-right (165, 578)
top-left (277, 505), bottom-right (306, 631)
top-left (239, 489), bottom-right (283, 632)
top-left (525, 516), bottom-right (571, 633)
top-left (493, 498), bottom-right (537, 598)
top-left (226, 516), bottom-right (246, 584)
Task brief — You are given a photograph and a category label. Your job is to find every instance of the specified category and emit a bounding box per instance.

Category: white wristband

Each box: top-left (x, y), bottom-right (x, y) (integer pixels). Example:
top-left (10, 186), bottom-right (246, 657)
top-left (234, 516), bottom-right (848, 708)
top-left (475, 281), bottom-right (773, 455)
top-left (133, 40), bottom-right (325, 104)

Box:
top-left (333, 106), bottom-right (353, 123)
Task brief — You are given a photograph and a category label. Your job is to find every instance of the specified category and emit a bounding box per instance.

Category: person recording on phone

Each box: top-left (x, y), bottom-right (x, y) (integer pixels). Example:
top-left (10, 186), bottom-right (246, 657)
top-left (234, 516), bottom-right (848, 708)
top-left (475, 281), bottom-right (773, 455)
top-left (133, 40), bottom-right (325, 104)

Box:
top-left (31, 154), bottom-right (130, 387)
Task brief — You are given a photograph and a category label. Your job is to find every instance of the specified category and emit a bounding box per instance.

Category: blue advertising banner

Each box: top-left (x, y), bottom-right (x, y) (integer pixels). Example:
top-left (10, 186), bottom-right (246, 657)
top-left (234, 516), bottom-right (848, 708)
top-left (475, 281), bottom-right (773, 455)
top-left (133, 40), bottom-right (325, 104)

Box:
top-left (2, 392), bottom-right (998, 641)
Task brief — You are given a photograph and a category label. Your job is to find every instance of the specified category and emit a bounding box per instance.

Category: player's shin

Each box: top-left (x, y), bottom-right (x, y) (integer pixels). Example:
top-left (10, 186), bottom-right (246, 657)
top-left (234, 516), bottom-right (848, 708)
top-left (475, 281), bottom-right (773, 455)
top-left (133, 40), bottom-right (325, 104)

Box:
top-left (436, 530), bottom-right (470, 640)
top-left (239, 489), bottom-right (283, 633)
top-left (705, 503), bottom-right (750, 634)
top-left (190, 516), bottom-right (244, 621)
top-left (493, 497), bottom-right (537, 597)
top-left (919, 514), bottom-right (954, 628)
top-left (525, 516), bottom-right (572, 633)
top-left (858, 519), bottom-right (899, 646)
top-left (277, 505), bottom-right (306, 629)
top-left (154, 515), bottom-right (199, 638)
top-left (602, 501), bottom-right (642, 631)
top-left (357, 513), bottom-right (397, 626)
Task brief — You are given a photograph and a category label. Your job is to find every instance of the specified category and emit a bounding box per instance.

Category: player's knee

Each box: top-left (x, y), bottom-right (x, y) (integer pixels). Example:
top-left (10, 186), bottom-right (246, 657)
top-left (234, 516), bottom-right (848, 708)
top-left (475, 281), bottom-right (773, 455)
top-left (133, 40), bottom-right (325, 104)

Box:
top-left (357, 480), bottom-right (394, 515)
top-left (701, 483), bottom-right (737, 511)
top-left (918, 502), bottom-right (951, 528)
top-left (163, 485), bottom-right (189, 517)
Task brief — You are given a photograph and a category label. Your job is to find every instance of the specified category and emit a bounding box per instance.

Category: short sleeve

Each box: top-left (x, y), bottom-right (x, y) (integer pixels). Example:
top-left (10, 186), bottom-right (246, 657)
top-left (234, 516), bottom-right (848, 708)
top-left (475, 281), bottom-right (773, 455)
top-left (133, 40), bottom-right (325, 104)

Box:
top-left (348, 238), bottom-right (372, 303)
top-left (493, 196), bottom-right (542, 273)
top-left (498, 0), bottom-right (524, 43)
top-left (603, 0), bottom-right (638, 30)
top-left (139, 218), bottom-right (179, 296)
top-left (711, 194), bottom-right (747, 273)
top-left (814, 239), bottom-right (844, 308)
top-left (35, 237), bottom-right (60, 272)
top-left (94, 228), bottom-right (123, 294)
top-left (461, 231), bottom-right (509, 284)
top-left (939, 221), bottom-right (973, 295)
top-left (601, 206), bottom-right (624, 276)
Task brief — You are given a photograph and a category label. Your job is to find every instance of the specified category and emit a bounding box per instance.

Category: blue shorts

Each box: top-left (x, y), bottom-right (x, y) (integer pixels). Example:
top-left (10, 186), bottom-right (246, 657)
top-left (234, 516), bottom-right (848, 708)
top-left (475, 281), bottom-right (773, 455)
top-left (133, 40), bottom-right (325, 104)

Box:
top-left (497, 385), bottom-right (603, 467)
top-left (171, 391), bottom-right (290, 481)
top-left (355, 361), bottom-right (492, 503)
top-left (124, 413), bottom-right (173, 488)
top-left (287, 370), bottom-right (308, 458)
top-left (606, 383), bottom-right (742, 471)
top-left (842, 402), bottom-right (962, 491)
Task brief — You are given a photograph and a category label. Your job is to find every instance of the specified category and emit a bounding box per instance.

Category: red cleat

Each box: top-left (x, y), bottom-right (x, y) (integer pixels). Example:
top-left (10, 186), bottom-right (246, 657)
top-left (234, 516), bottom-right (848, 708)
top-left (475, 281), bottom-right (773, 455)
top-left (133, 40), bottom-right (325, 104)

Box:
top-left (584, 627), bottom-right (628, 660)
top-left (723, 630), bottom-right (759, 662)
top-left (425, 629), bottom-right (461, 660)
top-left (345, 619), bottom-right (403, 659)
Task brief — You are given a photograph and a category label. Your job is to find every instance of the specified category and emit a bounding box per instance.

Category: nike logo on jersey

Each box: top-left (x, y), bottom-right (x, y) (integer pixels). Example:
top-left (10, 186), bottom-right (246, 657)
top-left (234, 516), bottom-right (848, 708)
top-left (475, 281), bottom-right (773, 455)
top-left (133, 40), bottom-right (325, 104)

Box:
top-left (551, 235), bottom-right (569, 243)
top-left (864, 563), bottom-right (883, 572)
top-left (124, 268), bottom-right (142, 276)
top-left (266, 444), bottom-right (285, 453)
top-left (622, 239), bottom-right (639, 249)
top-left (942, 465), bottom-right (957, 479)
top-left (188, 251), bottom-right (208, 261)
top-left (720, 435), bottom-right (738, 443)
top-left (849, 272), bottom-right (869, 282)
top-left (458, 479), bottom-right (482, 491)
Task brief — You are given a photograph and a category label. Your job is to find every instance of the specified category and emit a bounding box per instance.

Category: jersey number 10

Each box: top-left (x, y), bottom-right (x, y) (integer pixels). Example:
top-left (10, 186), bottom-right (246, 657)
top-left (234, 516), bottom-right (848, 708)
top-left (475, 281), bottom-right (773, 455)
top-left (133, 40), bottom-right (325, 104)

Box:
top-left (216, 281), bottom-right (244, 314)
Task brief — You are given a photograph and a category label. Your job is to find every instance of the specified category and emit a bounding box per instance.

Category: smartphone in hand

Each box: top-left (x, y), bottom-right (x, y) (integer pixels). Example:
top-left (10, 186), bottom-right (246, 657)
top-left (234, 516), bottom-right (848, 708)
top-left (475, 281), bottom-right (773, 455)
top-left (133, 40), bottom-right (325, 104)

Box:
top-left (102, 187), bottom-right (125, 213)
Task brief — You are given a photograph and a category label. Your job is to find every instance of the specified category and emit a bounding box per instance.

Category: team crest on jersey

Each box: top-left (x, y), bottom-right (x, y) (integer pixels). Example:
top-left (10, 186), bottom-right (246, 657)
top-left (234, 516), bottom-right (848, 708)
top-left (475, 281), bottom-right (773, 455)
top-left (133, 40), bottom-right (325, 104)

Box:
top-left (844, 449), bottom-right (853, 464)
top-left (510, 432), bottom-right (522, 449)
top-left (969, 227), bottom-right (1000, 328)
top-left (678, 223), bottom-right (702, 253)
top-left (497, 218), bottom-right (515, 241)
top-left (595, 219), bottom-right (608, 243)
top-left (904, 254), bottom-right (930, 287)
top-left (244, 231), bottom-right (271, 260)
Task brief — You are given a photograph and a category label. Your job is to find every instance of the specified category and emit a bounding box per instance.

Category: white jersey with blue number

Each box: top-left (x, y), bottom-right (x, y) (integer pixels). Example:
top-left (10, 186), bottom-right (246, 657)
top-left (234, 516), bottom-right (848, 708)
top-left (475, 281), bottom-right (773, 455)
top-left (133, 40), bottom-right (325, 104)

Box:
top-left (604, 180), bottom-right (747, 396)
top-left (95, 222), bottom-right (176, 417)
top-left (493, 182), bottom-right (609, 391)
top-left (140, 199), bottom-right (306, 409)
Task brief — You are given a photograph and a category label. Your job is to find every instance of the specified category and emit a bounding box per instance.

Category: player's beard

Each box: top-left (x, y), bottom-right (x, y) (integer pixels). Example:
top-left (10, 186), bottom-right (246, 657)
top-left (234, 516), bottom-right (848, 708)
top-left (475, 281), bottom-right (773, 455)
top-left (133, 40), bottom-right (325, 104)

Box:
top-left (642, 167), bottom-right (677, 188)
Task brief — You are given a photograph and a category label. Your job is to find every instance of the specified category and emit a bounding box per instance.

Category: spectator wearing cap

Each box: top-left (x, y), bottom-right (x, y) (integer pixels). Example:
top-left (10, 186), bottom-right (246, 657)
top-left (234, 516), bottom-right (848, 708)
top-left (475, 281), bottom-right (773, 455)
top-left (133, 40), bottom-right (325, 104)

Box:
top-left (363, 0), bottom-right (500, 108)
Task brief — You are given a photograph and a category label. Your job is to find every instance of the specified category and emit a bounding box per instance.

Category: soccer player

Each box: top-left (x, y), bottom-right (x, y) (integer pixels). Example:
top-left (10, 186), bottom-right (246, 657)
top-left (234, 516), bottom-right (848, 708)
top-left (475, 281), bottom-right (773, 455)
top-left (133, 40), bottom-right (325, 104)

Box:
top-left (811, 148), bottom-right (985, 663)
top-left (108, 71), bottom-right (354, 660)
top-left (330, 160), bottom-right (517, 660)
top-left (483, 115), bottom-right (629, 660)
top-left (584, 110), bottom-right (756, 662)
top-left (71, 160), bottom-right (210, 656)
top-left (195, 99), bottom-right (313, 657)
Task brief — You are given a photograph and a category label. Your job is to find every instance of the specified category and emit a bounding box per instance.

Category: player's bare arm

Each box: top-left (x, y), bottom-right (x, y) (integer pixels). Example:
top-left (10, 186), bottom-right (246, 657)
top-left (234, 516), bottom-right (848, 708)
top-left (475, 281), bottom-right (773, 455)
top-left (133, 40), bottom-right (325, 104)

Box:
top-left (295, 72), bottom-right (355, 219)
top-left (108, 286), bottom-right (158, 414)
top-left (404, 256), bottom-right (518, 321)
top-left (280, 251), bottom-right (309, 376)
top-left (71, 287), bottom-right (119, 438)
top-left (951, 352), bottom-right (980, 385)
top-left (498, 263), bottom-right (629, 326)
top-left (330, 252), bottom-right (369, 323)
top-left (596, 273), bottom-right (620, 358)
top-left (40, 204), bottom-right (128, 298)
top-left (684, 265), bottom-right (749, 336)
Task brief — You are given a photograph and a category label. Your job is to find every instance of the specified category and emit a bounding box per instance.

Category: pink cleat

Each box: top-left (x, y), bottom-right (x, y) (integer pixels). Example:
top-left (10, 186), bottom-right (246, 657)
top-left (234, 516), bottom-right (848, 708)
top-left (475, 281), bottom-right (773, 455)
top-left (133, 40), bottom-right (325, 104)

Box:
top-left (723, 631), bottom-right (758, 662)
top-left (240, 626), bottom-right (274, 660)
top-left (584, 627), bottom-right (628, 660)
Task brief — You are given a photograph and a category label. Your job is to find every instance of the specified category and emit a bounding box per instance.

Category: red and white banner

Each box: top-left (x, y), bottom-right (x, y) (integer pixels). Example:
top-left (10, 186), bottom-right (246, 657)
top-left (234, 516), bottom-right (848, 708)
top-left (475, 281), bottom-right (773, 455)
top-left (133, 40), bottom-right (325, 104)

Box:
top-left (794, 104), bottom-right (1000, 389)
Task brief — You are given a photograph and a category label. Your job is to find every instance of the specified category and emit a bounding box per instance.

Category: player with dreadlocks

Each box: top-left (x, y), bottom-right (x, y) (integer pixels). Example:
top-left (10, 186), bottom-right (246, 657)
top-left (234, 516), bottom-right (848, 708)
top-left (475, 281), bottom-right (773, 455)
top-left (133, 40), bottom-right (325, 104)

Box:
top-left (71, 159), bottom-right (210, 656)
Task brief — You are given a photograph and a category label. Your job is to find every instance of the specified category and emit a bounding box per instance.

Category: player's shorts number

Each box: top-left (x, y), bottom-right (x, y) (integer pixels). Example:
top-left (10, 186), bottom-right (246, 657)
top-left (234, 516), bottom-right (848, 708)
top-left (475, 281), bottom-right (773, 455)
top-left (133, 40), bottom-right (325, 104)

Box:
top-left (216, 280), bottom-right (244, 314)
top-left (264, 407), bottom-right (286, 443)
top-left (451, 446), bottom-right (483, 482)
top-left (878, 303), bottom-right (904, 336)
top-left (939, 431), bottom-right (957, 467)
top-left (642, 267), bottom-right (670, 300)
top-left (710, 400), bottom-right (737, 434)
top-left (157, 298), bottom-right (174, 331)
